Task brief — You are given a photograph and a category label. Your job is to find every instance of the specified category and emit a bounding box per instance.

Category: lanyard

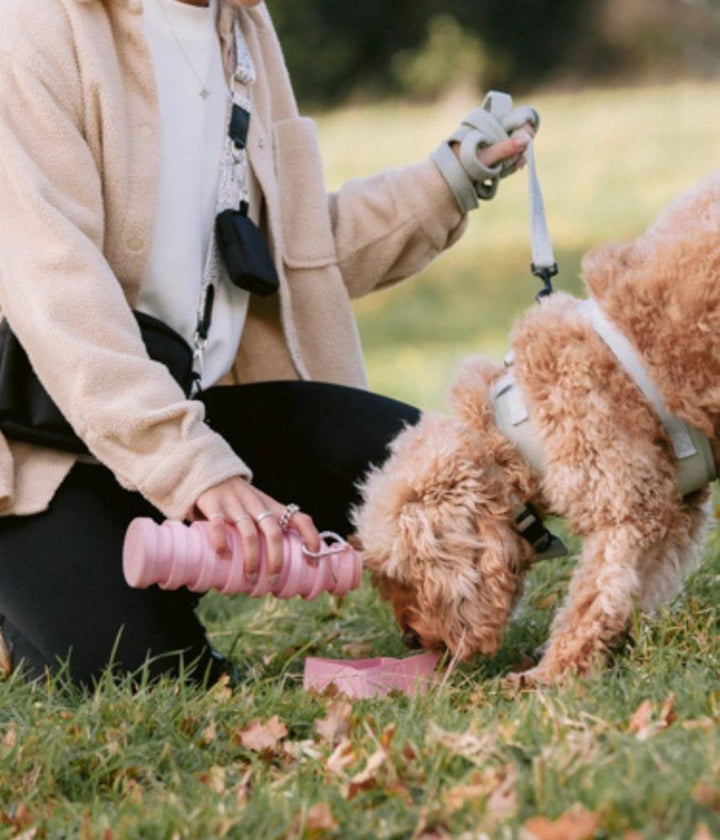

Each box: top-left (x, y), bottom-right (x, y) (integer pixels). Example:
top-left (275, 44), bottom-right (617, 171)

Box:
top-left (191, 19), bottom-right (256, 392)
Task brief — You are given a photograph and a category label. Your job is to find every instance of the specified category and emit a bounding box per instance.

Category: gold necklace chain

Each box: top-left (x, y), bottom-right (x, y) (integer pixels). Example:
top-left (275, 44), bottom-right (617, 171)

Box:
top-left (154, 0), bottom-right (215, 99)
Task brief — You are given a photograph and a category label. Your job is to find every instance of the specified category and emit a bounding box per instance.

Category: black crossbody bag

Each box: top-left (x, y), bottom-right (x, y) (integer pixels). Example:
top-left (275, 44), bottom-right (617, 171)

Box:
top-left (0, 311), bottom-right (195, 455)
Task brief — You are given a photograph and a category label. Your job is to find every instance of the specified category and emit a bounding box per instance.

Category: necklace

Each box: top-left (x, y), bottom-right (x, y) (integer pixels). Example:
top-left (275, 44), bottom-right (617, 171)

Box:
top-left (154, 0), bottom-right (216, 98)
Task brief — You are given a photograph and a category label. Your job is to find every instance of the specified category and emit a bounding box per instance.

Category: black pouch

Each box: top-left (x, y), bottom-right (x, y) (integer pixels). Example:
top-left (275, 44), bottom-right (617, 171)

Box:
top-left (0, 310), bottom-right (195, 455)
top-left (215, 207), bottom-right (280, 298)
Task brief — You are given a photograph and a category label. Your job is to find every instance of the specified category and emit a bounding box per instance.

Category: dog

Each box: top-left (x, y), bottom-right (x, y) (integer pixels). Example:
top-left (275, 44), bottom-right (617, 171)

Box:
top-left (353, 170), bottom-right (720, 685)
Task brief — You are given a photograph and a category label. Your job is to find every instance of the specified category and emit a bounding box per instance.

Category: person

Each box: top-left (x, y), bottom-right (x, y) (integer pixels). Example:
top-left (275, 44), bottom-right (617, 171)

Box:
top-left (0, 0), bottom-right (535, 686)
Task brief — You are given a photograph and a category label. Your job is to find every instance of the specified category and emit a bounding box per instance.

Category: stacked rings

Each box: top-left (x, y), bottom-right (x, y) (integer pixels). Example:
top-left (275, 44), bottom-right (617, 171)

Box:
top-left (278, 503), bottom-right (300, 531)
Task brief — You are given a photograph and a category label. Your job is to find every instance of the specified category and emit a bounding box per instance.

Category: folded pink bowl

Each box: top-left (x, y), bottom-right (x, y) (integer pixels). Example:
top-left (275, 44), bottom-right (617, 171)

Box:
top-left (303, 651), bottom-right (441, 699)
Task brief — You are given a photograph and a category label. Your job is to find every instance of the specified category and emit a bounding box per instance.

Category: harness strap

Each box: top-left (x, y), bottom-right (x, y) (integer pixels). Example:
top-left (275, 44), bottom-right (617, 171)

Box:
top-left (579, 298), bottom-right (716, 494)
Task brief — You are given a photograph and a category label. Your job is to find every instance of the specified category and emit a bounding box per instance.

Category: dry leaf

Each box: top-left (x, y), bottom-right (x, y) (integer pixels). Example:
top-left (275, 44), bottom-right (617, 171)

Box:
top-left (682, 717), bottom-right (717, 731)
top-left (304, 802), bottom-right (338, 834)
top-left (659, 693), bottom-right (676, 727)
top-left (445, 779), bottom-right (487, 811)
top-left (380, 723), bottom-right (397, 752)
top-left (486, 765), bottom-right (518, 826)
top-left (283, 739), bottom-right (323, 762)
top-left (346, 749), bottom-right (387, 799)
top-left (627, 700), bottom-right (653, 735)
top-left (198, 765), bottom-right (227, 795)
top-left (200, 721), bottom-right (217, 745)
top-left (628, 694), bottom-right (676, 741)
top-left (692, 823), bottom-right (715, 840)
top-left (236, 716), bottom-right (287, 752)
top-left (326, 737), bottom-right (356, 775)
top-left (2, 725), bottom-right (17, 750)
top-left (314, 700), bottom-right (352, 745)
top-left (693, 784), bottom-right (720, 812)
top-left (428, 723), bottom-right (495, 766)
top-left (522, 804), bottom-right (599, 840)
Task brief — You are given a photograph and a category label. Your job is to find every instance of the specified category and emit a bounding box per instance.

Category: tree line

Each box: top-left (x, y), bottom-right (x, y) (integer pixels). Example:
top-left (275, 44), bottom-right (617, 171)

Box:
top-left (268, 0), bottom-right (720, 106)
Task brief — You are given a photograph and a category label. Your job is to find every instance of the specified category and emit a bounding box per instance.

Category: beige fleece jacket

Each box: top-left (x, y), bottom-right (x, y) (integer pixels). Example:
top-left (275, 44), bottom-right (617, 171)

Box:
top-left (0, 0), bottom-right (466, 519)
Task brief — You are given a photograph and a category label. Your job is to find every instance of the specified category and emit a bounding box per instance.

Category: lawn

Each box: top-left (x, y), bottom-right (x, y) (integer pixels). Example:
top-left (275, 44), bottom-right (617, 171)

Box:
top-left (1, 83), bottom-right (719, 839)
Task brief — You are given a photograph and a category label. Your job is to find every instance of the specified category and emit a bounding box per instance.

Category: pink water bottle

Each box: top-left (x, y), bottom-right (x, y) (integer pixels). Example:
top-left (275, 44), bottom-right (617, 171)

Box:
top-left (122, 518), bottom-right (363, 600)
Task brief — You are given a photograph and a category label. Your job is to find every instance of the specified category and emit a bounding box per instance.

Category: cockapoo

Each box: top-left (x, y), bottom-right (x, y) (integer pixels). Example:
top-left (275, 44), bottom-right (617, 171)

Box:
top-left (353, 170), bottom-right (720, 685)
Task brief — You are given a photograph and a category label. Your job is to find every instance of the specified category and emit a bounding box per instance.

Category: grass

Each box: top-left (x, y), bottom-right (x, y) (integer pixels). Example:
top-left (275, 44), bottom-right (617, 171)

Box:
top-left (2, 82), bottom-right (720, 838)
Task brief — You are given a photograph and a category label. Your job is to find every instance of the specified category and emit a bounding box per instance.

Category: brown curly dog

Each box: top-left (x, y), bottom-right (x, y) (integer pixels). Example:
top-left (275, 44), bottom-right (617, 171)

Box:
top-left (353, 170), bottom-right (720, 685)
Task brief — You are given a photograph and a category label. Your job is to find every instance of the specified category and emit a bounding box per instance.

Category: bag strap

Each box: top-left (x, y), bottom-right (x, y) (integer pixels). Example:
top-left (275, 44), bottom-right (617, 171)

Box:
top-left (191, 17), bottom-right (256, 392)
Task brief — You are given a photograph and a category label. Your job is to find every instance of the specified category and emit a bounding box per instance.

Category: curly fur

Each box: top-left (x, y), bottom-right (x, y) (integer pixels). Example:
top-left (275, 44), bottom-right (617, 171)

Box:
top-left (353, 170), bottom-right (720, 684)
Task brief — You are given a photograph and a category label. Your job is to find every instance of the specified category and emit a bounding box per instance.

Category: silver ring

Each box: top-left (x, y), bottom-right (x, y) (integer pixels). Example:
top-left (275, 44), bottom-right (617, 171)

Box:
top-left (233, 514), bottom-right (252, 526)
top-left (278, 503), bottom-right (300, 531)
top-left (209, 512), bottom-right (225, 521)
top-left (255, 510), bottom-right (275, 524)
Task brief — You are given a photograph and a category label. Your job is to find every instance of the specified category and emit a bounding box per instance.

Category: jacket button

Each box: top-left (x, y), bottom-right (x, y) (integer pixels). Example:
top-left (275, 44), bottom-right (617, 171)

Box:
top-left (126, 235), bottom-right (145, 252)
top-left (258, 137), bottom-right (265, 149)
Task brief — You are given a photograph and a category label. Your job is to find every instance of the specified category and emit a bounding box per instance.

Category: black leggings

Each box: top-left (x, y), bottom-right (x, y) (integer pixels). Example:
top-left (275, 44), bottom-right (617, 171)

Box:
top-left (0, 382), bottom-right (419, 686)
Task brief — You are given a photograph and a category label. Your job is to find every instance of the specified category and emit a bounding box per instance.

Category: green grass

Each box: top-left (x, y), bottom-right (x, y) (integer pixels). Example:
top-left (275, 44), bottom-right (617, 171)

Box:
top-left (2, 83), bottom-right (720, 838)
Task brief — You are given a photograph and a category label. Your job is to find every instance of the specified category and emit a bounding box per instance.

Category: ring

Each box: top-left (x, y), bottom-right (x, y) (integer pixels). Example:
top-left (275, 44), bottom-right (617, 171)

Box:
top-left (278, 503), bottom-right (300, 531)
top-left (255, 510), bottom-right (275, 524)
top-left (209, 512), bottom-right (225, 521)
top-left (233, 514), bottom-right (252, 525)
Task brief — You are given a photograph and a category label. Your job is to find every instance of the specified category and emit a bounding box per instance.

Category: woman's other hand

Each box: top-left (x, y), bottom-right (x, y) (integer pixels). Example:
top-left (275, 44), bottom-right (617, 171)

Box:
top-left (193, 477), bottom-right (321, 578)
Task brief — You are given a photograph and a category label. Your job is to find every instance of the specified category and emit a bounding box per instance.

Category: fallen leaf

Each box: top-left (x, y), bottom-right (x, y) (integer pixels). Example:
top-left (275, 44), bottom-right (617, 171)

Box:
top-left (522, 804), bottom-right (600, 840)
top-left (283, 739), bottom-right (323, 762)
top-left (627, 700), bottom-right (653, 735)
top-left (198, 765), bottom-right (226, 795)
top-left (346, 749), bottom-right (387, 799)
top-left (693, 783), bottom-right (720, 812)
top-left (326, 737), bottom-right (356, 775)
top-left (305, 802), bottom-right (338, 834)
top-left (428, 723), bottom-right (496, 766)
top-left (236, 716), bottom-right (287, 752)
top-left (486, 765), bottom-right (518, 827)
top-left (200, 721), bottom-right (217, 745)
top-left (314, 700), bottom-right (352, 745)
top-left (2, 725), bottom-right (17, 750)
top-left (444, 777), bottom-right (487, 811)
top-left (659, 693), bottom-right (676, 728)
top-left (628, 694), bottom-right (676, 741)
top-left (682, 717), bottom-right (717, 731)
top-left (380, 723), bottom-right (397, 752)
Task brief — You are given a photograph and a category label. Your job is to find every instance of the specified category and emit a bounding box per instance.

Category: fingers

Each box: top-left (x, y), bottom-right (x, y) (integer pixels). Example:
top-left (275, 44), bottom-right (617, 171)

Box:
top-left (193, 477), bottom-right (322, 583)
top-left (476, 130), bottom-right (530, 169)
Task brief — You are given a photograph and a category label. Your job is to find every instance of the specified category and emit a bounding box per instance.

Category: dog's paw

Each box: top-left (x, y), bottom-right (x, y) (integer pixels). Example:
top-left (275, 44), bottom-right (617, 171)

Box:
top-left (502, 665), bottom-right (563, 693)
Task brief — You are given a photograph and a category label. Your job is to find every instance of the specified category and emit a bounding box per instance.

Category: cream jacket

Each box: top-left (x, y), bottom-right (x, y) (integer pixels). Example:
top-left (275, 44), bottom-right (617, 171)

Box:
top-left (0, 0), bottom-right (466, 519)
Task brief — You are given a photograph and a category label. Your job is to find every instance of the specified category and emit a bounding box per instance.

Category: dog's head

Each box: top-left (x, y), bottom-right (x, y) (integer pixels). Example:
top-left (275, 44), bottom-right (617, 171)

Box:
top-left (353, 357), bottom-right (537, 660)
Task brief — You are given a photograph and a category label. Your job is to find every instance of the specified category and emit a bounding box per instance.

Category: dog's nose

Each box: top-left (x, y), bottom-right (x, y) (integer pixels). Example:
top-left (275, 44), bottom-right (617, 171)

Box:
top-left (403, 630), bottom-right (423, 650)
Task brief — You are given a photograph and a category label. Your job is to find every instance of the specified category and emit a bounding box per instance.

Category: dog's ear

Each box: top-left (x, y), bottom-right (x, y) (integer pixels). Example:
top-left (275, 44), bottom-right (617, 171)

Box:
top-left (414, 515), bottom-right (531, 658)
top-left (447, 355), bottom-right (504, 429)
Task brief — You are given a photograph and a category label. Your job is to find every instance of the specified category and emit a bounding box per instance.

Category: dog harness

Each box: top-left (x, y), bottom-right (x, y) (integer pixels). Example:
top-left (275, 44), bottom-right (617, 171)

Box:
top-left (491, 298), bottom-right (717, 499)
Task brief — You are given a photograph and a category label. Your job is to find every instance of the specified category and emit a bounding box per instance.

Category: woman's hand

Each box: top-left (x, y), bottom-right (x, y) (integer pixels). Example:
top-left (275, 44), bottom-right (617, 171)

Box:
top-left (455, 123), bottom-right (536, 174)
top-left (193, 477), bottom-right (321, 579)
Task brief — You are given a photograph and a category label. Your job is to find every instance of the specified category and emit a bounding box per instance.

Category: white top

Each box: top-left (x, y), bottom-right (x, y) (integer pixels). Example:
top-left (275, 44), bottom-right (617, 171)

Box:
top-left (139, 0), bottom-right (253, 388)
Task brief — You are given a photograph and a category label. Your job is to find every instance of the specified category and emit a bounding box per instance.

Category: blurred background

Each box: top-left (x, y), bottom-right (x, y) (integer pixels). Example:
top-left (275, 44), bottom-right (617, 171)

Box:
top-left (268, 0), bottom-right (720, 409)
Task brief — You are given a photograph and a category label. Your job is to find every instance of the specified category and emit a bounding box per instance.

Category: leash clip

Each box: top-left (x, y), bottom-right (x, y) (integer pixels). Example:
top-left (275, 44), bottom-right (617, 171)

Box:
top-left (531, 262), bottom-right (559, 301)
